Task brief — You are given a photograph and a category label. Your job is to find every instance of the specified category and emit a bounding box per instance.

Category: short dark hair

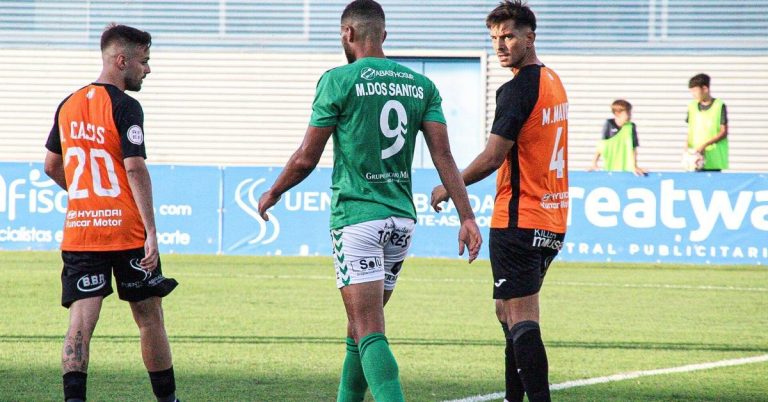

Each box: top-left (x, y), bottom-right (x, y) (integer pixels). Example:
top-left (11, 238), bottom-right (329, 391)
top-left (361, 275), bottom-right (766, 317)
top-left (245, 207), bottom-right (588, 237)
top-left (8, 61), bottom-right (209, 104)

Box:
top-left (100, 24), bottom-right (152, 53)
top-left (486, 0), bottom-right (536, 31)
top-left (689, 73), bottom-right (710, 88)
top-left (341, 0), bottom-right (386, 41)
top-left (611, 99), bottom-right (632, 114)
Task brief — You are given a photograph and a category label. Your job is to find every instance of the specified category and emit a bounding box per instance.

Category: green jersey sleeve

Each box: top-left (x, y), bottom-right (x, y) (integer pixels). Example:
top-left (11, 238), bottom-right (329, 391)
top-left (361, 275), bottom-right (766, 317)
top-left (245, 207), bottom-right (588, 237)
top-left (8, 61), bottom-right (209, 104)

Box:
top-left (422, 82), bottom-right (446, 124)
top-left (309, 70), bottom-right (344, 127)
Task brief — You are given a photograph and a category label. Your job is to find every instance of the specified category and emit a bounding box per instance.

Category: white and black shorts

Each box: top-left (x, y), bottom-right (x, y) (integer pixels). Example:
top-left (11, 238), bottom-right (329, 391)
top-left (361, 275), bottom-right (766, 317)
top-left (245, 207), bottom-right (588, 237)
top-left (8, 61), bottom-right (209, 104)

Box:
top-left (331, 216), bottom-right (415, 290)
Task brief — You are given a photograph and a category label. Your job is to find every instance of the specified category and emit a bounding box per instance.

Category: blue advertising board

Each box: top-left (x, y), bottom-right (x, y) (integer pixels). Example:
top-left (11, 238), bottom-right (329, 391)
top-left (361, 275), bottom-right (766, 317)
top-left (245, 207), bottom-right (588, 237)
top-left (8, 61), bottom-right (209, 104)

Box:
top-left (566, 171), bottom-right (768, 264)
top-left (0, 162), bottom-right (220, 254)
top-left (221, 166), bottom-right (334, 256)
top-left (2, 162), bottom-right (766, 265)
top-left (149, 165), bottom-right (221, 254)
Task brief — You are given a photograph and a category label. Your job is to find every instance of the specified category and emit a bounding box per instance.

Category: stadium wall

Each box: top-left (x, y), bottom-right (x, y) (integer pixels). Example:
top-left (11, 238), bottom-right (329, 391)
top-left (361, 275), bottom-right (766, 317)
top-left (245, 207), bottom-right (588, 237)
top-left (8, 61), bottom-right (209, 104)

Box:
top-left (1, 49), bottom-right (766, 172)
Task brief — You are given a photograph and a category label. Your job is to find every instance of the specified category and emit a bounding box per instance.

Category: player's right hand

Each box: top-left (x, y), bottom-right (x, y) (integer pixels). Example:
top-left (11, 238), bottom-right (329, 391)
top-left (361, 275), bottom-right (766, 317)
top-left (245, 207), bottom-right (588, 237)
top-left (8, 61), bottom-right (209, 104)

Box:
top-left (458, 218), bottom-right (482, 264)
top-left (430, 185), bottom-right (449, 212)
top-left (257, 190), bottom-right (280, 221)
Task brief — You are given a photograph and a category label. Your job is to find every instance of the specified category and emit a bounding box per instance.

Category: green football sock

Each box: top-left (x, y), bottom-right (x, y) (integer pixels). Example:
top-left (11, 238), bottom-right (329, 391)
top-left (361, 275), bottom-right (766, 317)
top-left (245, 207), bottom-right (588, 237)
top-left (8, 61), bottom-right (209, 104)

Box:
top-left (359, 333), bottom-right (404, 402)
top-left (337, 337), bottom-right (368, 402)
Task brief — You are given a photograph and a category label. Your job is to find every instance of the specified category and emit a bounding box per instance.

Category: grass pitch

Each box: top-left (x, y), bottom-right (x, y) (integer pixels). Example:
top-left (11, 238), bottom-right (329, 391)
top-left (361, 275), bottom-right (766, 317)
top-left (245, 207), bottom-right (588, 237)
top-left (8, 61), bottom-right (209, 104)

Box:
top-left (0, 252), bottom-right (766, 401)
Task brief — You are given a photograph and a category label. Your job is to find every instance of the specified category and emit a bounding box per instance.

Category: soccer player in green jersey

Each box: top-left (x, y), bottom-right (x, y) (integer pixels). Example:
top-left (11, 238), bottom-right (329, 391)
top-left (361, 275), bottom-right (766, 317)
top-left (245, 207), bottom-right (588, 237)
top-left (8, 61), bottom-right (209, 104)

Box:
top-left (258, 1), bottom-right (482, 400)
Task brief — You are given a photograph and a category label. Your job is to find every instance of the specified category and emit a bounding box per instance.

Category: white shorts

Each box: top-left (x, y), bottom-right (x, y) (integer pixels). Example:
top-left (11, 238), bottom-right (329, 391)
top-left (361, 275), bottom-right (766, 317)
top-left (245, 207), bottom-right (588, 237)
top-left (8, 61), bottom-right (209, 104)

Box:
top-left (331, 216), bottom-right (415, 290)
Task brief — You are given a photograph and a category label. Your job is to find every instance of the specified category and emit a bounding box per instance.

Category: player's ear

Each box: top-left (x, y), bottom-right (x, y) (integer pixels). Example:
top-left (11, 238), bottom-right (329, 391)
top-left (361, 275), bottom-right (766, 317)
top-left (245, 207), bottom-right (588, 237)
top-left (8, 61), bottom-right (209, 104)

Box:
top-left (345, 25), bottom-right (355, 43)
top-left (115, 53), bottom-right (127, 70)
top-left (526, 31), bottom-right (536, 48)
top-left (382, 30), bottom-right (387, 43)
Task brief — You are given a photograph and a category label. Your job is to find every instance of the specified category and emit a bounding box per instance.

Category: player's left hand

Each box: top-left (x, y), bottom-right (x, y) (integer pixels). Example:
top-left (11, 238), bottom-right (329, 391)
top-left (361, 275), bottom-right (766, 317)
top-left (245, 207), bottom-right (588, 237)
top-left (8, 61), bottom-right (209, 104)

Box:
top-left (458, 218), bottom-right (482, 263)
top-left (258, 190), bottom-right (281, 220)
top-left (430, 185), bottom-right (449, 212)
top-left (141, 231), bottom-right (159, 271)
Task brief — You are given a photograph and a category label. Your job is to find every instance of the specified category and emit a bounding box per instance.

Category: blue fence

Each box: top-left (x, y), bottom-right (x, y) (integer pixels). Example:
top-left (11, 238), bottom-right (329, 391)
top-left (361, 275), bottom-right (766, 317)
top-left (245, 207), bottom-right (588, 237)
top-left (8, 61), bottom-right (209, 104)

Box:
top-left (1, 162), bottom-right (766, 265)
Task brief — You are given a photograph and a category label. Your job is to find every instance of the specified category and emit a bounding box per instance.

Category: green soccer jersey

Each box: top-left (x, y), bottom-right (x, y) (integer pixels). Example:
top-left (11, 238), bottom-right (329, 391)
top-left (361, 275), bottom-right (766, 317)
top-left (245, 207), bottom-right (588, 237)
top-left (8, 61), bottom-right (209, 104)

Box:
top-left (309, 57), bottom-right (446, 229)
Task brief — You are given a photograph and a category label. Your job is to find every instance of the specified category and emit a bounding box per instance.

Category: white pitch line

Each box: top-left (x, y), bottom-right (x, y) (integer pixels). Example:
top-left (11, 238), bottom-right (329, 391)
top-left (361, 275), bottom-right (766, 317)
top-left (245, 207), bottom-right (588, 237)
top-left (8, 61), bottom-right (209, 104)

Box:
top-left (444, 354), bottom-right (768, 402)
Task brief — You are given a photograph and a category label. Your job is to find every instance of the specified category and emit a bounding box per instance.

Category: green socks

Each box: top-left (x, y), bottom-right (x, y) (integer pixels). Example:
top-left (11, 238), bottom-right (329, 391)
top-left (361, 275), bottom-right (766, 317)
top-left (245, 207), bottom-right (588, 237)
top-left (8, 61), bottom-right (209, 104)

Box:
top-left (358, 333), bottom-right (404, 402)
top-left (337, 337), bottom-right (368, 402)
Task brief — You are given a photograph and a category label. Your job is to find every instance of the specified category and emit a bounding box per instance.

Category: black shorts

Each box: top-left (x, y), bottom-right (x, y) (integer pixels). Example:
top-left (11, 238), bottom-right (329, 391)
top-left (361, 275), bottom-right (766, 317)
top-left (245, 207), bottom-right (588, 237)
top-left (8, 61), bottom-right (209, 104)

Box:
top-left (61, 248), bottom-right (178, 308)
top-left (490, 227), bottom-right (565, 300)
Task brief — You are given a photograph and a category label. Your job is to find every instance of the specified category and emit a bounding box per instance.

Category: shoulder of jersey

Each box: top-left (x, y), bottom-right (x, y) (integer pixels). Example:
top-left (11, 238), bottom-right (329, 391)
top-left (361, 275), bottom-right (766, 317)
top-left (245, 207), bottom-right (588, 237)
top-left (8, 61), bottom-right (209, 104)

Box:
top-left (108, 87), bottom-right (142, 111)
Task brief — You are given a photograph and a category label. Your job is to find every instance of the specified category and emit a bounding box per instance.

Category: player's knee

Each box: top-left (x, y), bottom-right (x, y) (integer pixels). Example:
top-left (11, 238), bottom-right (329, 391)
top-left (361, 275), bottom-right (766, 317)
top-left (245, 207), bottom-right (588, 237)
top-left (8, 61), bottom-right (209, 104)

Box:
top-left (130, 299), bottom-right (164, 328)
top-left (494, 299), bottom-right (506, 322)
top-left (350, 323), bottom-right (383, 343)
top-left (68, 309), bottom-right (101, 337)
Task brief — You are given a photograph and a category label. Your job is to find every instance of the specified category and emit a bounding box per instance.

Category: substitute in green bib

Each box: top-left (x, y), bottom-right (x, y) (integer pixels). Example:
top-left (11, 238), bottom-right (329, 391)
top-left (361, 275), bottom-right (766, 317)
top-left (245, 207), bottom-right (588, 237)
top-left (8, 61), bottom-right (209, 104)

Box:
top-left (687, 73), bottom-right (729, 171)
top-left (257, 1), bottom-right (482, 401)
top-left (589, 99), bottom-right (647, 176)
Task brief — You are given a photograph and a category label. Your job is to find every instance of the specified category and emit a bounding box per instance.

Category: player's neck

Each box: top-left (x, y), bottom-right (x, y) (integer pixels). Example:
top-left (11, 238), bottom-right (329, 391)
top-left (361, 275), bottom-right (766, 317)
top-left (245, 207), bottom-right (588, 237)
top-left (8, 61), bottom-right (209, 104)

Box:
top-left (700, 95), bottom-right (714, 105)
top-left (511, 49), bottom-right (541, 74)
top-left (353, 43), bottom-right (386, 61)
top-left (94, 69), bottom-right (126, 92)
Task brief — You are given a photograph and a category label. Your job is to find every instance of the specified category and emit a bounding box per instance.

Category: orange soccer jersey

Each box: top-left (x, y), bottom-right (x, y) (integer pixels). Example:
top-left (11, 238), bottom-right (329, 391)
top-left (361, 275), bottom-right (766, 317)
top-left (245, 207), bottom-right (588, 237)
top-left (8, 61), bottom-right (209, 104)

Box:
top-left (490, 65), bottom-right (569, 233)
top-left (46, 84), bottom-right (148, 251)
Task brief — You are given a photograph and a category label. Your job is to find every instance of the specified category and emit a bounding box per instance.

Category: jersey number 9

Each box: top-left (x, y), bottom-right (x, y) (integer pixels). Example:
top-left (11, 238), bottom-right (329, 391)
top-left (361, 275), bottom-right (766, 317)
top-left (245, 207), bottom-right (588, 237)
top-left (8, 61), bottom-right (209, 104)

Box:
top-left (380, 100), bottom-right (408, 159)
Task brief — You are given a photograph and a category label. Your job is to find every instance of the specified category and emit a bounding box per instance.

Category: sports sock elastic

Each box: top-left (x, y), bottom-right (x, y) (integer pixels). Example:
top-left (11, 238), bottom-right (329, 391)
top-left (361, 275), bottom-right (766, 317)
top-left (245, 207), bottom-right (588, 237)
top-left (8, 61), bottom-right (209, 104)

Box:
top-left (501, 322), bottom-right (525, 402)
top-left (358, 333), bottom-right (404, 402)
top-left (148, 366), bottom-right (177, 402)
top-left (510, 321), bottom-right (550, 402)
top-left (63, 371), bottom-right (87, 402)
top-left (337, 337), bottom-right (368, 402)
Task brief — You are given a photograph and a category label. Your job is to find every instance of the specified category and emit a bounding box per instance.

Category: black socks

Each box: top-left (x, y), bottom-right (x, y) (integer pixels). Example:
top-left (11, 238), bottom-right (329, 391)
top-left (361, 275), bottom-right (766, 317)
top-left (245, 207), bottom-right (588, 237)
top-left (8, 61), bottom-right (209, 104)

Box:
top-left (501, 322), bottom-right (525, 402)
top-left (509, 320), bottom-right (551, 402)
top-left (149, 366), bottom-right (177, 402)
top-left (63, 371), bottom-right (87, 402)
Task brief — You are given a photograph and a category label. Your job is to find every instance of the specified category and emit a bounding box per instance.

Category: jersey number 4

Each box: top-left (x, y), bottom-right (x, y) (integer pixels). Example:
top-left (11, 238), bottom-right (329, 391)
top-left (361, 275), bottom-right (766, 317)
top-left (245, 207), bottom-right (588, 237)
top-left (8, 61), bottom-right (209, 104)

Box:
top-left (64, 146), bottom-right (121, 200)
top-left (549, 127), bottom-right (566, 179)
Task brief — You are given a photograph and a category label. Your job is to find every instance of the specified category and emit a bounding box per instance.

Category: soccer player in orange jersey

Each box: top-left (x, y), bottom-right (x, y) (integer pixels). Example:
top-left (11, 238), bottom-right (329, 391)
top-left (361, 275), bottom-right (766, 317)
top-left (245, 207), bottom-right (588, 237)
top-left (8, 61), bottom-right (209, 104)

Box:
top-left (44, 24), bottom-right (180, 402)
top-left (432, 2), bottom-right (568, 401)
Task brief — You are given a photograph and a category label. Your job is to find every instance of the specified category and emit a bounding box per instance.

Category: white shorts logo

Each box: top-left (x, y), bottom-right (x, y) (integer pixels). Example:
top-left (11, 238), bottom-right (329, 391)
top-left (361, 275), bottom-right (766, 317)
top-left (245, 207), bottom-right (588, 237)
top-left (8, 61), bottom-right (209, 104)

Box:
top-left (76, 274), bottom-right (107, 292)
top-left (130, 258), bottom-right (151, 281)
top-left (127, 125), bottom-right (144, 145)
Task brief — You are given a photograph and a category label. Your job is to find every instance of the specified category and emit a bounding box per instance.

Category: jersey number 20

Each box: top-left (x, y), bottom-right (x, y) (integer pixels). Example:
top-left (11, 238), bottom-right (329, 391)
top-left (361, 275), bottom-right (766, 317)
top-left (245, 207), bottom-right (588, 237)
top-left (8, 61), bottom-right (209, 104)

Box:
top-left (64, 146), bottom-right (121, 199)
